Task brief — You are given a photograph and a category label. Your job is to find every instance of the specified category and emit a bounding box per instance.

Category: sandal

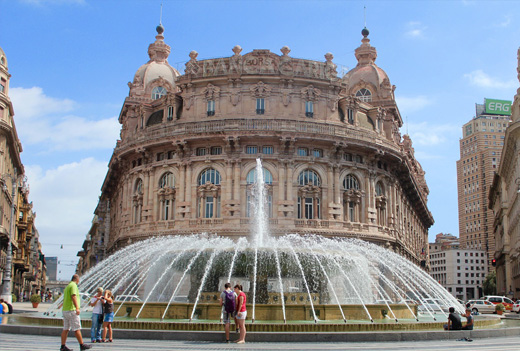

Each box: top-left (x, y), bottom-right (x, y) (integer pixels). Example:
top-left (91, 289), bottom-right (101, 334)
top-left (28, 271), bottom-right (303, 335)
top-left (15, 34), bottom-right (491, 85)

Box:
top-left (109, 339), bottom-right (113, 342)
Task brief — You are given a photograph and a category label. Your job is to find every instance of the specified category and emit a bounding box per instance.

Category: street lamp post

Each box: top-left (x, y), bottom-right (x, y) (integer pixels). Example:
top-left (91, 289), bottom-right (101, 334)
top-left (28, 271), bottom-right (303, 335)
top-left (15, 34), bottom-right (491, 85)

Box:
top-left (0, 170), bottom-right (17, 304)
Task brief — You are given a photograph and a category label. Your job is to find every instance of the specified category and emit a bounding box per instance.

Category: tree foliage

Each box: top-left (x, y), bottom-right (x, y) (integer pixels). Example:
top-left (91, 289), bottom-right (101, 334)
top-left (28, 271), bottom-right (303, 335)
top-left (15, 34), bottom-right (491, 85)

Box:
top-left (483, 270), bottom-right (496, 296)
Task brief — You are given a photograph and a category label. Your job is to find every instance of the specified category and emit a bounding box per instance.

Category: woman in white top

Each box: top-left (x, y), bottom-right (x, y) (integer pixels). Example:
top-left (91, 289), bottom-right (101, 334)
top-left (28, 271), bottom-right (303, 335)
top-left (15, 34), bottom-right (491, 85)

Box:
top-left (89, 287), bottom-right (104, 343)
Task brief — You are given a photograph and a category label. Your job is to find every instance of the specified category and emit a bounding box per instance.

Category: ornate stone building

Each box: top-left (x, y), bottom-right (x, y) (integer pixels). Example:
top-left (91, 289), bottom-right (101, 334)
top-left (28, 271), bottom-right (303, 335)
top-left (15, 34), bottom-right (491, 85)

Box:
top-left (0, 46), bottom-right (46, 302)
top-left (489, 48), bottom-right (520, 299)
top-left (78, 26), bottom-right (434, 272)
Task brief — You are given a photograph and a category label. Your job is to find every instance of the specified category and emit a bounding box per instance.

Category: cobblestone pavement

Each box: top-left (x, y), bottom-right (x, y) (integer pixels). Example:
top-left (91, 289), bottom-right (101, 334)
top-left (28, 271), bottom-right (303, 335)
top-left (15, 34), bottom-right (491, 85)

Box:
top-left (1, 333), bottom-right (519, 351)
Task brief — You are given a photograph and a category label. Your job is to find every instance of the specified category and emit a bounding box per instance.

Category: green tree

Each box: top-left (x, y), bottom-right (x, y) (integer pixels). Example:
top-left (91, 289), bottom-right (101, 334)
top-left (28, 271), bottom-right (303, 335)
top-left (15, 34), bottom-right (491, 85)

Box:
top-left (483, 270), bottom-right (496, 296)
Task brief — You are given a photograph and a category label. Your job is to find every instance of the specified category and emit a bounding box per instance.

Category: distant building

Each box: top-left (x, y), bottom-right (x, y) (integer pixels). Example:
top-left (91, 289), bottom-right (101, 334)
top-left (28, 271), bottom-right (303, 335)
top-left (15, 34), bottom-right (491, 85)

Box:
top-left (488, 49), bottom-right (520, 299)
top-left (456, 99), bottom-right (510, 270)
top-left (429, 233), bottom-right (488, 301)
top-left (46, 257), bottom-right (58, 281)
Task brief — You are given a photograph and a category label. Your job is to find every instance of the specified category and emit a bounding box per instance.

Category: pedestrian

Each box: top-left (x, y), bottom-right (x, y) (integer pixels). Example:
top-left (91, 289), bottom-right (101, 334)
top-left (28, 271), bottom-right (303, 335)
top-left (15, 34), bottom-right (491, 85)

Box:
top-left (220, 282), bottom-right (237, 343)
top-left (60, 274), bottom-right (91, 351)
top-left (234, 284), bottom-right (247, 344)
top-left (0, 299), bottom-right (5, 314)
top-left (89, 287), bottom-right (104, 343)
top-left (443, 306), bottom-right (462, 331)
top-left (461, 308), bottom-right (474, 330)
top-left (101, 289), bottom-right (114, 342)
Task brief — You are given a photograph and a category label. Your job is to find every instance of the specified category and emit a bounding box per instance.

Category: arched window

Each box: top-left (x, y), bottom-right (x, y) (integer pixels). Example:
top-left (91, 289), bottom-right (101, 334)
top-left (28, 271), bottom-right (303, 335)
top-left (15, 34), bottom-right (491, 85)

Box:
top-left (298, 169), bottom-right (321, 186)
top-left (151, 86), bottom-right (167, 100)
top-left (198, 168), bottom-right (221, 185)
top-left (297, 169), bottom-right (321, 220)
top-left (355, 88), bottom-right (372, 102)
top-left (375, 181), bottom-right (387, 226)
top-left (197, 168), bottom-right (221, 218)
top-left (375, 182), bottom-right (384, 196)
top-left (343, 174), bottom-right (360, 190)
top-left (133, 178), bottom-right (144, 224)
top-left (159, 172), bottom-right (175, 188)
top-left (246, 168), bottom-right (273, 218)
top-left (158, 172), bottom-right (175, 221)
top-left (343, 175), bottom-right (362, 223)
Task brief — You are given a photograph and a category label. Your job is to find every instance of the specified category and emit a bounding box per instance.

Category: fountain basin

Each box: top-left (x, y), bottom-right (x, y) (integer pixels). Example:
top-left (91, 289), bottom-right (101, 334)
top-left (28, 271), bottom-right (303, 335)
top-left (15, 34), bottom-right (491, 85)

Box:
top-left (117, 302), bottom-right (416, 321)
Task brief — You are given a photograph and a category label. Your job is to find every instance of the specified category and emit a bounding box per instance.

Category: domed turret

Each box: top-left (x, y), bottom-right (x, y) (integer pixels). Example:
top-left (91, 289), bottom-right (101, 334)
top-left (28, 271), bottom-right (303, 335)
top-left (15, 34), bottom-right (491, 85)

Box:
top-left (343, 28), bottom-right (394, 102)
top-left (129, 25), bottom-right (180, 99)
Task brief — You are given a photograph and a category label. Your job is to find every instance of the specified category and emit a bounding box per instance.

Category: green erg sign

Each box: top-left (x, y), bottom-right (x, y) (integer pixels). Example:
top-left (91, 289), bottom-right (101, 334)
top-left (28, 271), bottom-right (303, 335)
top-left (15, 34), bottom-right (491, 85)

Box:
top-left (485, 98), bottom-right (512, 115)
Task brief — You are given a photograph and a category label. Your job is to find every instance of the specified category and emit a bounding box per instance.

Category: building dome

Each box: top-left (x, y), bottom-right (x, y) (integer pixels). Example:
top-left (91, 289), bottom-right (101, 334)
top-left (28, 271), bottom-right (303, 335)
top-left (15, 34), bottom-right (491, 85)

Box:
top-left (343, 28), bottom-right (394, 102)
top-left (129, 25), bottom-right (180, 99)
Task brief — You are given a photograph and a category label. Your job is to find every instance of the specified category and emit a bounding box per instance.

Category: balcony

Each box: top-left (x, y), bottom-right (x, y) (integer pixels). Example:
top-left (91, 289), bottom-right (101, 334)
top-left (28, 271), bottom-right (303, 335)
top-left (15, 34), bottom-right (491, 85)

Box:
top-left (294, 219), bottom-right (329, 228)
top-left (188, 219), bottom-right (224, 226)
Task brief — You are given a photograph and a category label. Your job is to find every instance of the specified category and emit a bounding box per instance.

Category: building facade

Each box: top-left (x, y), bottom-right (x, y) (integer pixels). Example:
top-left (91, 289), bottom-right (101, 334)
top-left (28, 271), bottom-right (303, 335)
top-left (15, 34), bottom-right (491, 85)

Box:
top-left (429, 233), bottom-right (488, 301)
top-left (456, 101), bottom-right (510, 270)
top-left (78, 26), bottom-right (434, 273)
top-left (0, 47), bottom-right (45, 302)
top-left (489, 48), bottom-right (520, 299)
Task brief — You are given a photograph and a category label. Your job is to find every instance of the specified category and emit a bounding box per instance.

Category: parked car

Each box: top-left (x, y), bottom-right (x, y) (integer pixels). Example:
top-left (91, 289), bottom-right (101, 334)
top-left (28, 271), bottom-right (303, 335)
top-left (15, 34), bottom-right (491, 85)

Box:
top-left (512, 301), bottom-right (520, 313)
top-left (483, 295), bottom-right (514, 310)
top-left (468, 300), bottom-right (496, 314)
top-left (114, 295), bottom-right (142, 302)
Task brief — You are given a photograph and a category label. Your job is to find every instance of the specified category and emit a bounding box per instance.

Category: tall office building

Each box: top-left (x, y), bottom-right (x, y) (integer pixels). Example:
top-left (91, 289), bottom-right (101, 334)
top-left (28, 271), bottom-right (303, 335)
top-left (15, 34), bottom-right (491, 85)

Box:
top-left (456, 99), bottom-right (511, 270)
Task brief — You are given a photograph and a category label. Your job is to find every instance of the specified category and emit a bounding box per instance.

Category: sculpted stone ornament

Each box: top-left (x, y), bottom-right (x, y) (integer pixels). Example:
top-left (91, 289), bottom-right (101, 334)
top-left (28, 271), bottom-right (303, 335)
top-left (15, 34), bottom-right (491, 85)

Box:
top-left (230, 89), bottom-right (241, 106)
top-left (250, 81), bottom-right (272, 98)
top-left (230, 45), bottom-right (243, 74)
top-left (280, 46), bottom-right (293, 76)
top-left (202, 83), bottom-right (221, 101)
top-left (301, 84), bottom-right (321, 101)
top-left (324, 52), bottom-right (337, 79)
top-left (185, 50), bottom-right (200, 75)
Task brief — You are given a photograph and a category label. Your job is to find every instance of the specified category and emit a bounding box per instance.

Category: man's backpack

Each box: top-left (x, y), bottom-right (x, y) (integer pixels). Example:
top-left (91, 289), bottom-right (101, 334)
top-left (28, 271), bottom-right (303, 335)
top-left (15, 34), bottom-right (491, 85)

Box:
top-left (224, 290), bottom-right (235, 313)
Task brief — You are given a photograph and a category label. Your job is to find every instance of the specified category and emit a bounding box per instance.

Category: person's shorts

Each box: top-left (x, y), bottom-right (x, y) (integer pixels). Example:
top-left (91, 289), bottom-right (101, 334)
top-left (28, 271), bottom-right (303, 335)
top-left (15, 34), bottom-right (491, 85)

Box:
top-left (104, 312), bottom-right (114, 323)
top-left (63, 310), bottom-right (82, 331)
top-left (236, 311), bottom-right (247, 320)
top-left (222, 311), bottom-right (235, 324)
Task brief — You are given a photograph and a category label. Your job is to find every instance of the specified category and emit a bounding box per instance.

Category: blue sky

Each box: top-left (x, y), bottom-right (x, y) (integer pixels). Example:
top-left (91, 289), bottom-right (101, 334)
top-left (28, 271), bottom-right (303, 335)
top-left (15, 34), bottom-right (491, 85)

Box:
top-left (1, 0), bottom-right (519, 280)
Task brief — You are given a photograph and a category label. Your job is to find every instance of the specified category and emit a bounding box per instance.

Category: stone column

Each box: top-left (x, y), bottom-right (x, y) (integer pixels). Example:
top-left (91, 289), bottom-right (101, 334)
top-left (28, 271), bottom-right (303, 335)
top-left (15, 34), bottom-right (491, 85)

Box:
top-left (286, 161), bottom-right (294, 202)
top-left (234, 161), bottom-right (241, 204)
top-left (278, 162), bottom-right (285, 202)
top-left (179, 164), bottom-right (186, 202)
top-left (186, 163), bottom-right (193, 218)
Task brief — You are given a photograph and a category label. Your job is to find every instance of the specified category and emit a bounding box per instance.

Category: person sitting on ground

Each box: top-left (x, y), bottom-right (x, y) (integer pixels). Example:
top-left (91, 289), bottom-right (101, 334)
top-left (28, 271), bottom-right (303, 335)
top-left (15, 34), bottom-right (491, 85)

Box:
top-left (443, 306), bottom-right (462, 331)
top-left (461, 308), bottom-right (474, 330)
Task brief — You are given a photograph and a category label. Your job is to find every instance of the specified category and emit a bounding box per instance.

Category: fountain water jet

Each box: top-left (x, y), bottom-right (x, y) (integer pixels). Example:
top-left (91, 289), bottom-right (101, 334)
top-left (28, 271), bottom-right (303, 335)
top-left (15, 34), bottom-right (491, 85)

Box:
top-left (46, 159), bottom-right (465, 325)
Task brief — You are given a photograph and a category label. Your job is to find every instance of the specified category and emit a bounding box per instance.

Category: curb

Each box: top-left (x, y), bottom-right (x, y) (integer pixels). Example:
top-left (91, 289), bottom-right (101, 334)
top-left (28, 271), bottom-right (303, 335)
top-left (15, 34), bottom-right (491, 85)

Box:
top-left (1, 323), bottom-right (519, 342)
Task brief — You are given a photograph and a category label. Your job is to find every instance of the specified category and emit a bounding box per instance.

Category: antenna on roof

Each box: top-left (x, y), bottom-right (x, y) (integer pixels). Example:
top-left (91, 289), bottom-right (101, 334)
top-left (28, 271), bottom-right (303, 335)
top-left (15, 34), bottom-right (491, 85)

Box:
top-left (364, 5), bottom-right (367, 28)
top-left (159, 3), bottom-right (163, 25)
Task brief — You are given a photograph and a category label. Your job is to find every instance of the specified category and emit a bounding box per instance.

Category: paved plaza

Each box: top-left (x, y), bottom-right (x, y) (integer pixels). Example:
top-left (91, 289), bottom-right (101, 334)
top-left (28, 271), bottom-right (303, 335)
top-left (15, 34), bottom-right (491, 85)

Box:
top-left (1, 333), bottom-right (520, 351)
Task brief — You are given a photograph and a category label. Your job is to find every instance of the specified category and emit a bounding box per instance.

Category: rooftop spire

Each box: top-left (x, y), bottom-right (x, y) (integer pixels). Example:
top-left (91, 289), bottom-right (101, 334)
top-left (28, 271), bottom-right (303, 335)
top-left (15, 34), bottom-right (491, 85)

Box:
top-left (148, 19), bottom-right (170, 63)
top-left (354, 26), bottom-right (377, 66)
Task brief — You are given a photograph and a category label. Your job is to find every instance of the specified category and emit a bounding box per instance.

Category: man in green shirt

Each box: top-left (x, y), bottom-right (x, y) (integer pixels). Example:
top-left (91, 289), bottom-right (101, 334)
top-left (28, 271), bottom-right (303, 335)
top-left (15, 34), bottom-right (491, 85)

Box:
top-left (60, 274), bottom-right (91, 351)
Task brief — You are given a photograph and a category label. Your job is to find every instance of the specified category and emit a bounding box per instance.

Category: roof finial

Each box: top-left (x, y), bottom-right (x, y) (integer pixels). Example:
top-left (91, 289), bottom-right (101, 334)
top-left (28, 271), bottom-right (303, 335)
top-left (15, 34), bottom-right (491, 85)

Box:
top-left (364, 5), bottom-right (366, 28)
top-left (362, 6), bottom-right (369, 38)
top-left (160, 3), bottom-right (163, 26)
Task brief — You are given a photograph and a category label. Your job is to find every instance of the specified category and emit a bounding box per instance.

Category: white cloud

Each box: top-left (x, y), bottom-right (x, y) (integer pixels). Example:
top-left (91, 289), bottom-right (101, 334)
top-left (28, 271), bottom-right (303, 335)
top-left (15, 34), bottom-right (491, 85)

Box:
top-left (405, 122), bottom-right (460, 147)
top-left (10, 86), bottom-right (120, 151)
top-left (396, 95), bottom-right (434, 113)
top-left (463, 70), bottom-right (516, 90)
top-left (25, 158), bottom-right (108, 278)
top-left (405, 21), bottom-right (426, 38)
top-left (495, 15), bottom-right (511, 28)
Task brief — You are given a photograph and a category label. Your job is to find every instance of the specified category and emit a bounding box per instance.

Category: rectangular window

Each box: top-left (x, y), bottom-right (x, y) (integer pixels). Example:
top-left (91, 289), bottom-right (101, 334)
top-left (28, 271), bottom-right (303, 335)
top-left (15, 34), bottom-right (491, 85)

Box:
top-left (246, 146), bottom-right (258, 154)
top-left (205, 196), bottom-right (214, 218)
top-left (207, 100), bottom-right (215, 116)
top-left (313, 149), bottom-right (323, 158)
top-left (305, 101), bottom-right (314, 117)
top-left (262, 146), bottom-right (274, 154)
top-left (157, 153), bottom-right (165, 161)
top-left (196, 147), bottom-right (207, 156)
top-left (347, 109), bottom-right (354, 124)
top-left (210, 146), bottom-right (222, 155)
top-left (256, 98), bottom-right (265, 114)
top-left (344, 153), bottom-right (352, 161)
top-left (0, 78), bottom-right (5, 93)
top-left (305, 197), bottom-right (313, 219)
top-left (163, 199), bottom-right (170, 220)
top-left (297, 147), bottom-right (308, 156)
top-left (167, 106), bottom-right (174, 120)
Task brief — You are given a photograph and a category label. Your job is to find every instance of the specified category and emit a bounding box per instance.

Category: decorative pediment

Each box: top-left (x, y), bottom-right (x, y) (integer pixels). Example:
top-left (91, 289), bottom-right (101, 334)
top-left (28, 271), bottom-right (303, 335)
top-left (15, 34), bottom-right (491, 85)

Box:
top-left (343, 189), bottom-right (364, 203)
top-left (197, 182), bottom-right (220, 197)
top-left (299, 183), bottom-right (321, 197)
top-left (301, 85), bottom-right (321, 101)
